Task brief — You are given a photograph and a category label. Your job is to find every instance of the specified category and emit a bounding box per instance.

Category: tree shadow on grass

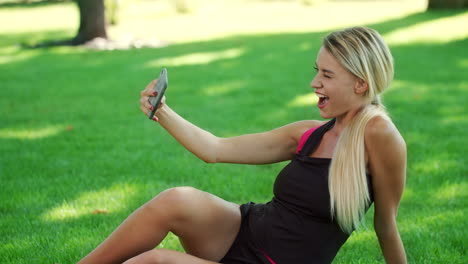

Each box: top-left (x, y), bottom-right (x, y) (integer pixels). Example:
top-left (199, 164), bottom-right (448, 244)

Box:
top-left (0, 9), bottom-right (467, 263)
top-left (0, 0), bottom-right (68, 9)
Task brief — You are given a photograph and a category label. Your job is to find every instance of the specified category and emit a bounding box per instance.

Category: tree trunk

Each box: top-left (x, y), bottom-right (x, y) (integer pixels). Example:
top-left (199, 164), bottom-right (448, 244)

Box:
top-left (427, 0), bottom-right (467, 9)
top-left (72, 0), bottom-right (107, 45)
top-left (27, 0), bottom-right (164, 49)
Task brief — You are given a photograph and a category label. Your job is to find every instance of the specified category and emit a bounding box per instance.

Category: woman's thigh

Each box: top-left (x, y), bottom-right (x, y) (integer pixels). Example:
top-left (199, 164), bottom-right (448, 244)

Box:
top-left (147, 186), bottom-right (241, 262)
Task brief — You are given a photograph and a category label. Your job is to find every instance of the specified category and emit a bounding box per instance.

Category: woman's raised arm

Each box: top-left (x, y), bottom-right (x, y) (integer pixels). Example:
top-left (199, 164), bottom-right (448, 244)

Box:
top-left (140, 79), bottom-right (319, 165)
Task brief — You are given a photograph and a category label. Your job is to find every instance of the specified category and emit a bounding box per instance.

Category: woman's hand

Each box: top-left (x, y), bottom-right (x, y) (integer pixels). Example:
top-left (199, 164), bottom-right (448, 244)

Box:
top-left (140, 79), bottom-right (166, 121)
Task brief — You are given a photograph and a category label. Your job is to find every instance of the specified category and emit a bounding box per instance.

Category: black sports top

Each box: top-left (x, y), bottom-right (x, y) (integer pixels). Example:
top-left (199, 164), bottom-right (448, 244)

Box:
top-left (220, 119), bottom-right (374, 264)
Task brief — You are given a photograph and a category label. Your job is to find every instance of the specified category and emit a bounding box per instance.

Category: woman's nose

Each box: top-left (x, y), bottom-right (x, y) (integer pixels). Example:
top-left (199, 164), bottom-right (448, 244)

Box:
top-left (310, 75), bottom-right (321, 89)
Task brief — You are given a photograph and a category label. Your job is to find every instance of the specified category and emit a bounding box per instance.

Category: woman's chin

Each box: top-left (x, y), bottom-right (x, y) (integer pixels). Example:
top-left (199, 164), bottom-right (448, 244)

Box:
top-left (318, 110), bottom-right (333, 119)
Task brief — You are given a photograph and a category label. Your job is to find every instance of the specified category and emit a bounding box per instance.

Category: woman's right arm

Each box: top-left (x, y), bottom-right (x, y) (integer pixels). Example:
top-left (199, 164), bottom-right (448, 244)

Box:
top-left (154, 103), bottom-right (220, 163)
top-left (140, 79), bottom-right (320, 165)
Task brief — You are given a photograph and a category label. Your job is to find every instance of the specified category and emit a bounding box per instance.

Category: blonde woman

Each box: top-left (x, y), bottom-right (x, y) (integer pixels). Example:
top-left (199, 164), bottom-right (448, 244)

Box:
top-left (79, 27), bottom-right (407, 264)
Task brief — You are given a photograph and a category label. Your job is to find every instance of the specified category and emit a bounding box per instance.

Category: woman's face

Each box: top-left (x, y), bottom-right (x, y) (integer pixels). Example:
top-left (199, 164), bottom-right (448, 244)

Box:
top-left (310, 47), bottom-right (368, 120)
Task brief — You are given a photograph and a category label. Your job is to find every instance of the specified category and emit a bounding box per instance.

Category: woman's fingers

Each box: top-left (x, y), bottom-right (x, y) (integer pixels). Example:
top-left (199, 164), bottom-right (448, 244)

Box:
top-left (140, 79), bottom-right (166, 121)
top-left (141, 79), bottom-right (158, 96)
top-left (140, 96), bottom-right (154, 110)
top-left (139, 79), bottom-right (158, 115)
top-left (140, 105), bottom-right (149, 115)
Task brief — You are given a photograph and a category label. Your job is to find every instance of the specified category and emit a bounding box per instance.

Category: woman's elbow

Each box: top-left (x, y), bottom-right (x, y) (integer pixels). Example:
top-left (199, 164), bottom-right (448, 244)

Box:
top-left (198, 138), bottom-right (221, 164)
top-left (374, 217), bottom-right (398, 238)
top-left (195, 150), bottom-right (217, 163)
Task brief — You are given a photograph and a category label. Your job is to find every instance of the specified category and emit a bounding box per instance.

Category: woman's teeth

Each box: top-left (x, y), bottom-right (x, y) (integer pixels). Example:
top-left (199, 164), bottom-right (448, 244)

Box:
top-left (318, 95), bottom-right (329, 103)
top-left (317, 94), bottom-right (329, 108)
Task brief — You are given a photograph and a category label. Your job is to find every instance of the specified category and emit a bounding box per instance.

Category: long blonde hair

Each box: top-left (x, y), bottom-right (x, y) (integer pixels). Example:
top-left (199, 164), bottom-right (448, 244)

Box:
top-left (324, 27), bottom-right (394, 234)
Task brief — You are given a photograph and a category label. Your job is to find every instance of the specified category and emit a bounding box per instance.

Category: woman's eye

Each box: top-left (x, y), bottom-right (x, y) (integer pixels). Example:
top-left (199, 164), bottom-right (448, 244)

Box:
top-left (324, 75), bottom-right (331, 78)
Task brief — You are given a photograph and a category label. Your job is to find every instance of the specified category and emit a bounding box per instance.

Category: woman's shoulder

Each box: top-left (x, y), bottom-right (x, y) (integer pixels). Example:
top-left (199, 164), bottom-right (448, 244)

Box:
top-left (364, 115), bottom-right (406, 154)
top-left (365, 116), bottom-right (406, 199)
top-left (289, 119), bottom-right (327, 133)
top-left (285, 119), bottom-right (328, 143)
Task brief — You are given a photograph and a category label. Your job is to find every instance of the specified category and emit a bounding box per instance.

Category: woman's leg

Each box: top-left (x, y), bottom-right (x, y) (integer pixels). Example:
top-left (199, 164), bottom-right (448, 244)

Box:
top-left (78, 187), bottom-right (241, 264)
top-left (123, 248), bottom-right (220, 264)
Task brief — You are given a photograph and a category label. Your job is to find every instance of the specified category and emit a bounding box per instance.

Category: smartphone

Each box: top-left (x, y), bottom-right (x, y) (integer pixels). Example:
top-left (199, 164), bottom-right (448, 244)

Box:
top-left (147, 68), bottom-right (168, 119)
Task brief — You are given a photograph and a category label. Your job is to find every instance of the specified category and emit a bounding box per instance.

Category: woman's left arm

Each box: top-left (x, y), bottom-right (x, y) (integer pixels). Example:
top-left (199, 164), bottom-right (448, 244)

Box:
top-left (365, 117), bottom-right (407, 264)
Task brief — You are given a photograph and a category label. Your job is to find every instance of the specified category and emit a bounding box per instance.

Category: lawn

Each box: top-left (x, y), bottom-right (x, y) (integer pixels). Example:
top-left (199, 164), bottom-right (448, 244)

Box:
top-left (0, 0), bottom-right (467, 263)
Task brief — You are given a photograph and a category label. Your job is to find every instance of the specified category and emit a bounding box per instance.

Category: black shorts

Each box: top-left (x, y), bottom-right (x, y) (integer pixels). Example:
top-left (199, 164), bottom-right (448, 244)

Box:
top-left (219, 202), bottom-right (273, 264)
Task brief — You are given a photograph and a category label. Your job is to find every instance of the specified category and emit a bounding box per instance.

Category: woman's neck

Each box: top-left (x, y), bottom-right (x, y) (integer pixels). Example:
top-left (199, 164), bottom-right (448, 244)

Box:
top-left (331, 104), bottom-right (369, 135)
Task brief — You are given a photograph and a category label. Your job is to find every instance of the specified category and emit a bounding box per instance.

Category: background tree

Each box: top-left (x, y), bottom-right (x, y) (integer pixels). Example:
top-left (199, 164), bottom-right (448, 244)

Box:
top-left (71, 0), bottom-right (107, 45)
top-left (26, 0), bottom-right (164, 49)
top-left (28, 0), bottom-right (108, 47)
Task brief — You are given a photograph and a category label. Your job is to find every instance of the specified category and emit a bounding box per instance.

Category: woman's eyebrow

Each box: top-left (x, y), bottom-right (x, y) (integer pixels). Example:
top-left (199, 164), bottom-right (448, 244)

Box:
top-left (315, 62), bottom-right (335, 74)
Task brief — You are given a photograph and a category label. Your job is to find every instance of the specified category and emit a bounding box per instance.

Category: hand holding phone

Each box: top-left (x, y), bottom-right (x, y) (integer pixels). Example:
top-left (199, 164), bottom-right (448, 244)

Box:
top-left (147, 68), bottom-right (168, 119)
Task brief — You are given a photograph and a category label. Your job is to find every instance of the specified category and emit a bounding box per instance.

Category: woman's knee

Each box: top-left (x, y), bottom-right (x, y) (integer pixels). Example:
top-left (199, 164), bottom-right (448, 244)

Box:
top-left (144, 187), bottom-right (201, 219)
top-left (154, 186), bottom-right (199, 206)
top-left (161, 186), bottom-right (200, 201)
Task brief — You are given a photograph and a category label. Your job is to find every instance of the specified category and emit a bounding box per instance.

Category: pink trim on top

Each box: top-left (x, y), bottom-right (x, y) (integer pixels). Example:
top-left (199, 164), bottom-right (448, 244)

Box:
top-left (261, 250), bottom-right (277, 264)
top-left (295, 126), bottom-right (320, 154)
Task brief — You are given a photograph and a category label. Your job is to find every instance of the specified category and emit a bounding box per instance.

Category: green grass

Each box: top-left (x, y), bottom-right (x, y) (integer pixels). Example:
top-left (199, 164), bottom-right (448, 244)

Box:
top-left (0, 1), bottom-right (467, 263)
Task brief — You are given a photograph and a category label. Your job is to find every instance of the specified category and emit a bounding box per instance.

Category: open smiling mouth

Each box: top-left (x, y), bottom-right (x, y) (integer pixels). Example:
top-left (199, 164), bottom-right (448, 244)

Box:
top-left (317, 94), bottom-right (329, 109)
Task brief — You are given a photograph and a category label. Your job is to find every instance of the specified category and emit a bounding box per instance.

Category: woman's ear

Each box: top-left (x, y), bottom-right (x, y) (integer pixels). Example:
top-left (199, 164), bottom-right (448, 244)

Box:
top-left (354, 79), bottom-right (369, 95)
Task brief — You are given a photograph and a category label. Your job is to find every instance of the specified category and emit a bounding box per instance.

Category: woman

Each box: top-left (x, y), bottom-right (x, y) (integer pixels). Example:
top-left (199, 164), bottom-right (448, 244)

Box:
top-left (78, 27), bottom-right (407, 264)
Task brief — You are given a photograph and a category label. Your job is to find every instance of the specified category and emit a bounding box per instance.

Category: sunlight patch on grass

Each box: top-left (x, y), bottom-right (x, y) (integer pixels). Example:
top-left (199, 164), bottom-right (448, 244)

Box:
top-left (41, 183), bottom-right (138, 221)
top-left (440, 114), bottom-right (468, 125)
top-left (402, 187), bottom-right (415, 201)
top-left (157, 232), bottom-right (183, 251)
top-left (458, 59), bottom-right (468, 68)
top-left (434, 182), bottom-right (467, 200)
top-left (384, 12), bottom-right (468, 45)
top-left (146, 0), bottom-right (426, 43)
top-left (438, 104), bottom-right (466, 120)
top-left (412, 157), bottom-right (457, 176)
top-left (402, 210), bottom-right (465, 237)
top-left (0, 125), bottom-right (68, 140)
top-left (390, 80), bottom-right (411, 90)
top-left (419, 213), bottom-right (447, 226)
top-left (202, 80), bottom-right (245, 96)
top-left (347, 229), bottom-right (375, 244)
top-left (0, 2), bottom-right (77, 34)
top-left (145, 48), bottom-right (244, 68)
top-left (287, 93), bottom-right (318, 107)
top-left (387, 80), bottom-right (426, 95)
top-left (0, 0), bottom-right (427, 45)
top-left (0, 47), bottom-right (35, 64)
top-left (387, 80), bottom-right (430, 98)
top-left (298, 42), bottom-right (313, 51)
